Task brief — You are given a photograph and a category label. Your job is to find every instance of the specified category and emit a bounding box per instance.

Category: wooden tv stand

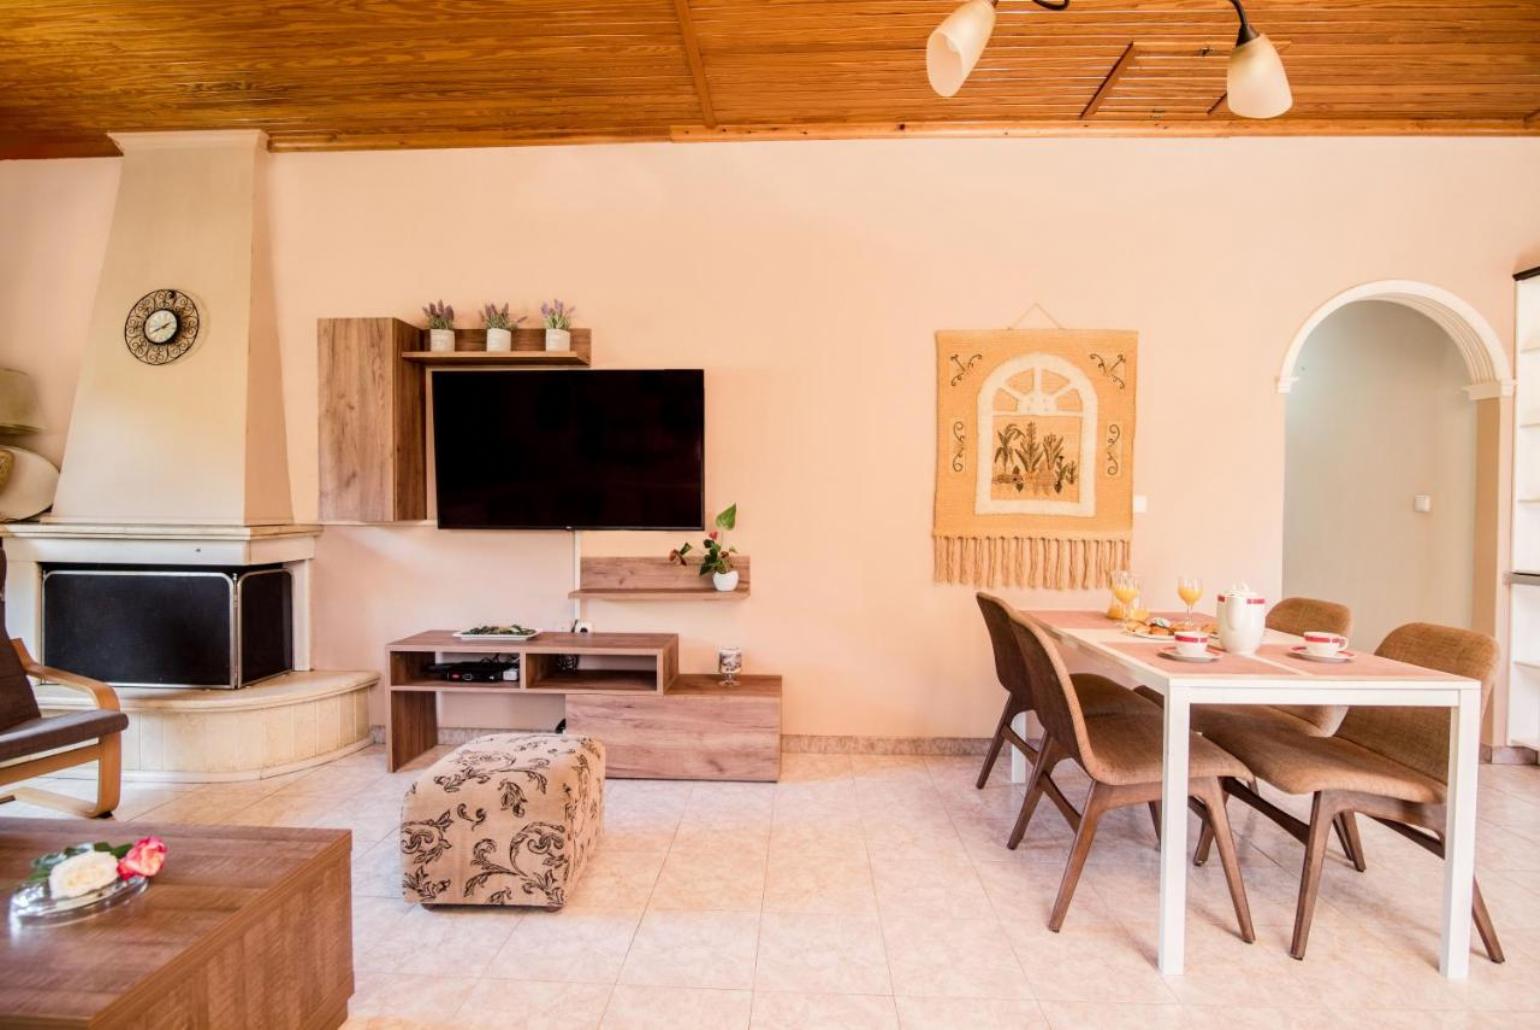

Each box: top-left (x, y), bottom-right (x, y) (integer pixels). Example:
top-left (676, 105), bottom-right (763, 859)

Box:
top-left (385, 630), bottom-right (781, 780)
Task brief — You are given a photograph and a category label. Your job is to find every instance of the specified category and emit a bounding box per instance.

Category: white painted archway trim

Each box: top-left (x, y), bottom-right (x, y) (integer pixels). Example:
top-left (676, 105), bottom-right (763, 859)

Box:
top-left (1277, 279), bottom-right (1515, 400)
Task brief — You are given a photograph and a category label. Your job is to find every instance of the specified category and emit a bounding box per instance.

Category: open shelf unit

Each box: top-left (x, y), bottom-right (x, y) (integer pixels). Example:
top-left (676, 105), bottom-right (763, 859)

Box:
top-left (384, 629), bottom-right (781, 779)
top-left (1508, 267), bottom-right (1540, 751)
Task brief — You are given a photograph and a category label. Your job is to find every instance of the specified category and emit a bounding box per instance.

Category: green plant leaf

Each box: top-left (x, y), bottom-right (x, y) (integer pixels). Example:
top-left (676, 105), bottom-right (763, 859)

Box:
top-left (714, 504), bottom-right (737, 531)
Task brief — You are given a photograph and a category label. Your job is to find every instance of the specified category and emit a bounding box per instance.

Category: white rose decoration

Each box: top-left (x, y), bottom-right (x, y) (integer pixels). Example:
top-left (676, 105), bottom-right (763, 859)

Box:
top-left (48, 850), bottom-right (120, 899)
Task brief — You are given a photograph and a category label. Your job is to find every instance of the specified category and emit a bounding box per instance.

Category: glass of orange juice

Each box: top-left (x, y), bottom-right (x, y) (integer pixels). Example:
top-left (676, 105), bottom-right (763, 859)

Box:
top-left (1177, 576), bottom-right (1203, 618)
top-left (1109, 570), bottom-right (1142, 621)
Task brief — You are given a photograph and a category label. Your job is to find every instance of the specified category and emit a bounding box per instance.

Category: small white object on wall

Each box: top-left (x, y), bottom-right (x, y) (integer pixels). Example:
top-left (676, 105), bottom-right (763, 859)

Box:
top-left (1414, 494), bottom-right (1433, 513)
top-left (1133, 495), bottom-right (1149, 514)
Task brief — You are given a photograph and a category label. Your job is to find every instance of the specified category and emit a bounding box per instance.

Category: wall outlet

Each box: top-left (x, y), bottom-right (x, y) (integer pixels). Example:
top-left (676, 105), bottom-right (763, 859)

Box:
top-left (1413, 494), bottom-right (1432, 513)
top-left (1132, 495), bottom-right (1149, 515)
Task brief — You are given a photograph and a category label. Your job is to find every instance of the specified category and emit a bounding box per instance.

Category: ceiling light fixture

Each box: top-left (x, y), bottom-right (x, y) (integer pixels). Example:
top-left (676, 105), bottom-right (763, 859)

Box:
top-left (925, 0), bottom-right (1292, 119)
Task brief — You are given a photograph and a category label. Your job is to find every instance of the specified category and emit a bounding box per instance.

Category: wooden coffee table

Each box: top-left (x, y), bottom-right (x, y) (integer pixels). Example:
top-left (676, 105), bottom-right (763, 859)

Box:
top-left (0, 819), bottom-right (353, 1029)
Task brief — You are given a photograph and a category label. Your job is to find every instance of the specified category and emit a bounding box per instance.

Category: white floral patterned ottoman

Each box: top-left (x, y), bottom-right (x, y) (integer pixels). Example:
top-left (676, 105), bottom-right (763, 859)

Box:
top-left (399, 733), bottom-right (605, 908)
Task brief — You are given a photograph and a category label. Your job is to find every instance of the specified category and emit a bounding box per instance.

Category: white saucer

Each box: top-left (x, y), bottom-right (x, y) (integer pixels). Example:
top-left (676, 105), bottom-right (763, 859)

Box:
top-left (1157, 647), bottom-right (1221, 664)
top-left (1288, 645), bottom-right (1354, 663)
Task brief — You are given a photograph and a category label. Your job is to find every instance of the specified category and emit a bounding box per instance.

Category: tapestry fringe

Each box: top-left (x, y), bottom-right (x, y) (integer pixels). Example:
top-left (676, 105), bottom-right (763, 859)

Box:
top-left (933, 536), bottom-right (1129, 591)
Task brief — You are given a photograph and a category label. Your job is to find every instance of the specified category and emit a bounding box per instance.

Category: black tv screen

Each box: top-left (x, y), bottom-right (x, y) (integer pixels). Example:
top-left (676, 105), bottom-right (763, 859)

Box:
top-left (432, 369), bottom-right (704, 530)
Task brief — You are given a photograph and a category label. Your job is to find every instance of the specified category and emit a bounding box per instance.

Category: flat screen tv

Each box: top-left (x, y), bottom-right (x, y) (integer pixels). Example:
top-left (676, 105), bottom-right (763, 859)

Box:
top-left (432, 369), bottom-right (704, 530)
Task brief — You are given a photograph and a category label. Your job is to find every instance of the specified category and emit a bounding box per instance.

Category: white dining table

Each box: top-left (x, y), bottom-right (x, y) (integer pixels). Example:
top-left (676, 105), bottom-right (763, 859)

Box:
top-left (1009, 610), bottom-right (1484, 980)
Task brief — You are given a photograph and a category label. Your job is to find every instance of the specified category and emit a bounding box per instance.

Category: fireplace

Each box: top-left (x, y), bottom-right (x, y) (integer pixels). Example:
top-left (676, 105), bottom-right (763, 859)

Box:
top-left (42, 563), bottom-right (293, 689)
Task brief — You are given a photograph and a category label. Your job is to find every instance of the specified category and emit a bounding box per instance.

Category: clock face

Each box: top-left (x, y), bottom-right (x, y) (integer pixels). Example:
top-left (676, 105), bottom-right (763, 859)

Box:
top-left (144, 309), bottom-right (179, 344)
top-left (124, 289), bottom-right (199, 365)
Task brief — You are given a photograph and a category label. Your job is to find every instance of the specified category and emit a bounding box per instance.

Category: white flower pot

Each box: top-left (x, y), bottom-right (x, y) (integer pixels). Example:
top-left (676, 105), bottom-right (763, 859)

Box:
top-left (712, 570), bottom-right (740, 592)
top-left (429, 328), bottom-right (456, 353)
top-left (486, 327), bottom-right (513, 352)
top-left (545, 327), bottom-right (571, 352)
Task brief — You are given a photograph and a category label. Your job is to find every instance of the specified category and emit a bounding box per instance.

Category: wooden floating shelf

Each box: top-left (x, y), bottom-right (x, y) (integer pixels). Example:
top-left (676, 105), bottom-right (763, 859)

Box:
top-left (572, 555), bottom-right (751, 601)
top-left (569, 588), bottom-right (748, 601)
top-left (405, 326), bottom-right (592, 367)
top-left (401, 350), bottom-right (589, 367)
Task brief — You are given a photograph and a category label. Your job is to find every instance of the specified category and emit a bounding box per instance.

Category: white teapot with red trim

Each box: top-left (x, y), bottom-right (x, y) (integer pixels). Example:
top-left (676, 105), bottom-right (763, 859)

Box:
top-left (1216, 584), bottom-right (1267, 656)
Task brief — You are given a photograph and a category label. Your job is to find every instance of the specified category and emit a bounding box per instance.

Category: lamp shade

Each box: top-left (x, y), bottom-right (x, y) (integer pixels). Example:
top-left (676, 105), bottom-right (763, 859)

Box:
top-left (0, 369), bottom-right (44, 434)
top-left (927, 0), bottom-right (996, 98)
top-left (1227, 33), bottom-right (1292, 119)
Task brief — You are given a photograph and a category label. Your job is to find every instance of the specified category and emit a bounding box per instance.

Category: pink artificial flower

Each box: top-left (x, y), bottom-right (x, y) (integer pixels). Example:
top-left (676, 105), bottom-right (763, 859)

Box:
top-left (709, 530), bottom-right (719, 541)
top-left (118, 836), bottom-right (167, 879)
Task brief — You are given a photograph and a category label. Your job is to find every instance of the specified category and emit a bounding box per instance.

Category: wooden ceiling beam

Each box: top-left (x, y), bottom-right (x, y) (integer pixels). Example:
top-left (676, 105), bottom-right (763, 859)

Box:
top-left (1082, 42), bottom-right (1140, 118)
top-left (671, 0), bottom-right (717, 128)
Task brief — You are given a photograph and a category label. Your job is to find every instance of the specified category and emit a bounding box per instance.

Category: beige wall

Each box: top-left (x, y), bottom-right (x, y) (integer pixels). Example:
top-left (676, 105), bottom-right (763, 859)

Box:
top-left (1283, 301), bottom-right (1477, 650)
top-left (3, 137), bottom-right (1538, 739)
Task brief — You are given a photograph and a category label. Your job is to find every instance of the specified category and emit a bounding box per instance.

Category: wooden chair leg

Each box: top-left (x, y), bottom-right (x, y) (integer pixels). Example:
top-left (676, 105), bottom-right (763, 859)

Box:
top-left (1008, 735), bottom-right (1057, 849)
top-left (1195, 779), bottom-right (1255, 943)
top-left (1334, 812), bottom-right (1367, 872)
top-left (1290, 792), bottom-right (1337, 960)
top-left (1039, 769), bottom-right (1083, 833)
top-left (92, 733), bottom-right (122, 818)
top-left (1048, 781), bottom-right (1108, 932)
top-left (1193, 818), bottom-right (1216, 866)
top-left (1473, 879), bottom-right (1505, 964)
top-left (976, 701), bottom-right (1016, 789)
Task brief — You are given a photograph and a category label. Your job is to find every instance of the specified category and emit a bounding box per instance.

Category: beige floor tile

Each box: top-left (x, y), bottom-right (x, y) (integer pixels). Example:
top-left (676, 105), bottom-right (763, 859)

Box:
top-left (1007, 927), bottom-right (1178, 1005)
top-left (350, 972), bottom-right (477, 1024)
top-left (362, 904), bottom-right (521, 977)
top-left (649, 846), bottom-right (767, 912)
top-left (352, 895), bottom-right (416, 971)
top-left (354, 836), bottom-right (406, 898)
top-left (881, 911), bottom-right (1031, 999)
top-left (128, 787), bottom-right (263, 825)
top-left (1036, 1001), bottom-right (1182, 1030)
top-left (870, 853), bottom-right (994, 920)
top-left (754, 912), bottom-right (890, 994)
top-left (564, 849), bottom-right (665, 913)
top-left (454, 978), bottom-right (612, 1029)
top-left (486, 909), bottom-right (641, 984)
top-left (619, 910), bottom-right (760, 990)
top-left (601, 985), bottom-right (752, 1029)
top-left (751, 991), bottom-right (898, 1029)
top-left (974, 859), bottom-right (1123, 931)
top-left (762, 852), bottom-right (877, 915)
top-left (777, 753), bottom-right (854, 782)
top-left (894, 996), bottom-right (1047, 1029)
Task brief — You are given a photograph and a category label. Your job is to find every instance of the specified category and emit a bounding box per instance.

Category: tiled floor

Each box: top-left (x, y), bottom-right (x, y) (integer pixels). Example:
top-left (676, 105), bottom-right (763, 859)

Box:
top-left (6, 747), bottom-right (1540, 1028)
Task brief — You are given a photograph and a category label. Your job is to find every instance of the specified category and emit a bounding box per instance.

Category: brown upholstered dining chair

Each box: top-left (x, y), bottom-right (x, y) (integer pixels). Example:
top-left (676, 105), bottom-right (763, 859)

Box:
top-left (1005, 608), bottom-right (1257, 942)
top-left (1135, 596), bottom-right (1364, 864)
top-left (1194, 622), bottom-right (1503, 962)
top-left (974, 593), bottom-right (1157, 828)
top-left (0, 543), bottom-right (127, 819)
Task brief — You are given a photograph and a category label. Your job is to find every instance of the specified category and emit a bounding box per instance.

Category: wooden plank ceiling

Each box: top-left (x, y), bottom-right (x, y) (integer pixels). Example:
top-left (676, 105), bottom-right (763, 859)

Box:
top-left (1, 0), bottom-right (1538, 158)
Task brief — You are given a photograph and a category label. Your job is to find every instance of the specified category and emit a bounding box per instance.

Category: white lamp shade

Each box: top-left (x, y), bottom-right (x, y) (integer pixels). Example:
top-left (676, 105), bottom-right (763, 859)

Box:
top-left (1227, 33), bottom-right (1292, 119)
top-left (927, 0), bottom-right (996, 98)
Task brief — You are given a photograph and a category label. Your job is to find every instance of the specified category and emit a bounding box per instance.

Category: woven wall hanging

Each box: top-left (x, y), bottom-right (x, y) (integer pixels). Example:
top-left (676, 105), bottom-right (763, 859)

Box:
top-left (934, 329), bottom-right (1137, 590)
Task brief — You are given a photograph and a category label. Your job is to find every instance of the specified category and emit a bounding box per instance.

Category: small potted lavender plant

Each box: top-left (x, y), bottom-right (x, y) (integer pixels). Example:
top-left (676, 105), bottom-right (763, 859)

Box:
top-left (481, 303), bottom-right (522, 352)
top-left (541, 299), bottom-right (575, 352)
top-left (423, 300), bottom-right (455, 352)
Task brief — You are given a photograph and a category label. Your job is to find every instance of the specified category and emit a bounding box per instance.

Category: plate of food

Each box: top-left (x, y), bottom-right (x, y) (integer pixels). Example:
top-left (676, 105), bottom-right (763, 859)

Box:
top-left (453, 624), bottom-right (540, 643)
top-left (1122, 616), bottom-right (1217, 640)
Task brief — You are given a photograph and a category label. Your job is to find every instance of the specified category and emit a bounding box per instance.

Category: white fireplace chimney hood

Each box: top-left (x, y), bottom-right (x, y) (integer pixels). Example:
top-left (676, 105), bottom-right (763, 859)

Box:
top-left (51, 130), bottom-right (292, 526)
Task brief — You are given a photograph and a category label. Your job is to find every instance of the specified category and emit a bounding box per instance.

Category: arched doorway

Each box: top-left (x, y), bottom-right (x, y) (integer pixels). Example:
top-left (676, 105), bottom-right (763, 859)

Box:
top-left (1279, 280), bottom-right (1512, 663)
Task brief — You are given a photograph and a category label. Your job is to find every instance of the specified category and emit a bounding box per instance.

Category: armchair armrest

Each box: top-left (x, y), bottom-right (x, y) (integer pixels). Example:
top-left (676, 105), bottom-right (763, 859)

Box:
top-left (11, 639), bottom-right (121, 712)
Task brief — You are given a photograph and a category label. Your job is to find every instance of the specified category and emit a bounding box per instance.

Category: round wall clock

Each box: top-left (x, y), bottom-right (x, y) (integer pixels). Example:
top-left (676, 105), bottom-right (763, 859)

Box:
top-left (124, 288), bottom-right (200, 365)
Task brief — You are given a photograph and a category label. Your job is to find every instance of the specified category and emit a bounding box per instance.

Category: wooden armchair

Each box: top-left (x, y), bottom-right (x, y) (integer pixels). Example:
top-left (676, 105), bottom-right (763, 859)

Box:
top-left (0, 639), bottom-right (127, 818)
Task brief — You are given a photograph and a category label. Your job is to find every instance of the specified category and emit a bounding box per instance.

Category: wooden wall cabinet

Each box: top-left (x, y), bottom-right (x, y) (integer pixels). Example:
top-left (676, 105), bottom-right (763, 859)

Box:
top-left (318, 317), bottom-right (425, 522)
